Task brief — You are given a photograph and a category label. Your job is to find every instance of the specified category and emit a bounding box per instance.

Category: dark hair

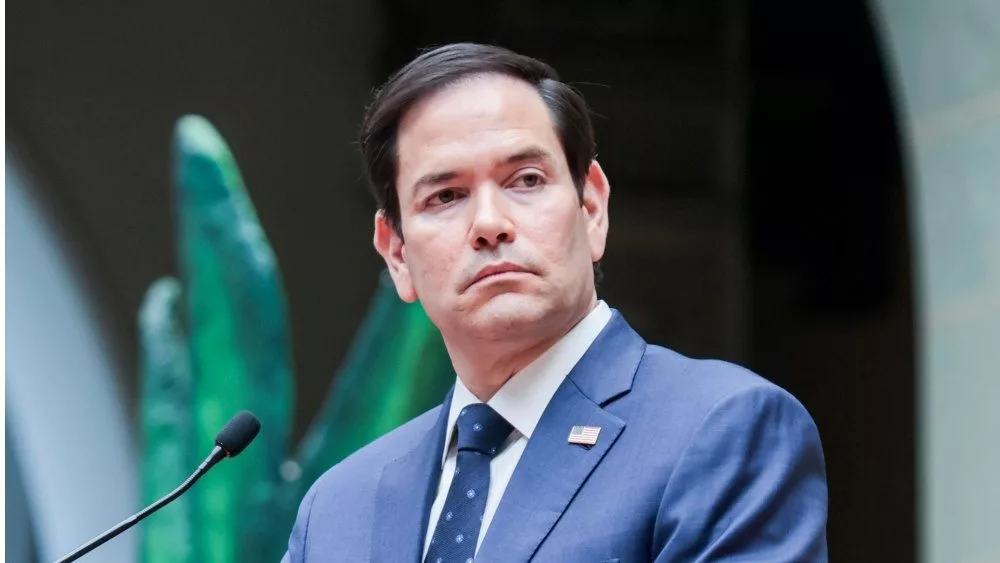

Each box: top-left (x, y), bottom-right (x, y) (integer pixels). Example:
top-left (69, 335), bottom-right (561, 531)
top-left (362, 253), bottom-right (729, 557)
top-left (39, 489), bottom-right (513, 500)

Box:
top-left (359, 43), bottom-right (597, 232)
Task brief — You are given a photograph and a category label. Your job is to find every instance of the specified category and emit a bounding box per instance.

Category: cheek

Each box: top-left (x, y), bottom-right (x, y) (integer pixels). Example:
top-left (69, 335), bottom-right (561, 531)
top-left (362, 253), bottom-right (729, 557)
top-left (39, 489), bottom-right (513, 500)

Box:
top-left (522, 201), bottom-right (589, 267)
top-left (404, 231), bottom-right (458, 292)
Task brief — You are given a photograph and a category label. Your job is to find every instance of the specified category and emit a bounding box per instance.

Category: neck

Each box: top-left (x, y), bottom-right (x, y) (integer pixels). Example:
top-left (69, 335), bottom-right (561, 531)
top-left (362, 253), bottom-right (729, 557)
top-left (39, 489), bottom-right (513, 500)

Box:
top-left (444, 298), bottom-right (597, 401)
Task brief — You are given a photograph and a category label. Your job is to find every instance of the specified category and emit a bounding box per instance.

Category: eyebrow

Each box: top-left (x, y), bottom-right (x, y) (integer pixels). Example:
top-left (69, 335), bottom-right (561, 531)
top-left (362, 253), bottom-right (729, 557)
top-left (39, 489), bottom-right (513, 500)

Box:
top-left (411, 146), bottom-right (555, 192)
top-left (502, 146), bottom-right (553, 167)
top-left (413, 170), bottom-right (459, 191)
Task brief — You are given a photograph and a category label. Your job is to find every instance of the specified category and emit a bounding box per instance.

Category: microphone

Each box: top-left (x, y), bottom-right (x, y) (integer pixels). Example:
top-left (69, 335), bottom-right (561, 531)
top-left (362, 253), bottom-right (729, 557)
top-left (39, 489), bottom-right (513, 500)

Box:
top-left (54, 410), bottom-right (261, 563)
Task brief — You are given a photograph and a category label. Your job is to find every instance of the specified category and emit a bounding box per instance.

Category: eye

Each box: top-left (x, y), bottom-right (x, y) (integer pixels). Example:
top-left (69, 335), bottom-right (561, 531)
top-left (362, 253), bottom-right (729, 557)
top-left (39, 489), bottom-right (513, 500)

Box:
top-left (511, 172), bottom-right (545, 189)
top-left (428, 188), bottom-right (460, 206)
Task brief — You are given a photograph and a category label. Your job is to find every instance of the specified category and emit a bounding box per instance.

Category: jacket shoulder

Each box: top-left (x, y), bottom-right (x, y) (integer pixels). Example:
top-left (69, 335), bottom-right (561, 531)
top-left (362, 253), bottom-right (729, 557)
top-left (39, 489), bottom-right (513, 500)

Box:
top-left (307, 405), bottom-right (442, 497)
top-left (639, 344), bottom-right (801, 407)
top-left (284, 405), bottom-right (445, 560)
top-left (627, 344), bottom-right (818, 444)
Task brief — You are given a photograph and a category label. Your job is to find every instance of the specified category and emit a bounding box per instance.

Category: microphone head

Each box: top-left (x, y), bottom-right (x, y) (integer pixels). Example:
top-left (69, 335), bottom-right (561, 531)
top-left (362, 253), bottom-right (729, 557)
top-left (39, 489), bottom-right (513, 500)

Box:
top-left (215, 411), bottom-right (260, 457)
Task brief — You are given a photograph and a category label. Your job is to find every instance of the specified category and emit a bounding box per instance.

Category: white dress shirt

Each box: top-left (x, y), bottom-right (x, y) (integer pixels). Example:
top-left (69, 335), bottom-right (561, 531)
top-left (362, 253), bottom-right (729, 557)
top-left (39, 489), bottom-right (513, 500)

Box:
top-left (421, 301), bottom-right (613, 558)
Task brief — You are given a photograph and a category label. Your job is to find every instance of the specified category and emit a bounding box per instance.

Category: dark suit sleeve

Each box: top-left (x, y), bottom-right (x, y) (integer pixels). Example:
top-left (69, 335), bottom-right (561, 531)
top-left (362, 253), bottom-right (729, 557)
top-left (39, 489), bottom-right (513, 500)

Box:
top-left (653, 384), bottom-right (828, 562)
top-left (282, 479), bottom-right (321, 563)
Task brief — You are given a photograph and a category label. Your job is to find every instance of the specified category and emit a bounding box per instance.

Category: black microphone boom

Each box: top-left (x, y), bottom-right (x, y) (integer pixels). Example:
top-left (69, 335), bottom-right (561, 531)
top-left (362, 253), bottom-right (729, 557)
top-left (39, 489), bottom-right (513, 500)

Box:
top-left (54, 410), bottom-right (261, 563)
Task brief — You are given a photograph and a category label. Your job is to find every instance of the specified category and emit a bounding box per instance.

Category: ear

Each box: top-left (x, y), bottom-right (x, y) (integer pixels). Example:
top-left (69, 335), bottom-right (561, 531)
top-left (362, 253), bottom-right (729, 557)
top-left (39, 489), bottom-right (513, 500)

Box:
top-left (580, 160), bottom-right (611, 262)
top-left (373, 211), bottom-right (418, 302)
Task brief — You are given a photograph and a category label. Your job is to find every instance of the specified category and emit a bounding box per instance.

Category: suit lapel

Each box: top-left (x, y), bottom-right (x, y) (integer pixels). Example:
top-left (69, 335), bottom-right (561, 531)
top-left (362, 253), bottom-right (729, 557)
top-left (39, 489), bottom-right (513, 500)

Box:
top-left (370, 389), bottom-right (452, 563)
top-left (475, 312), bottom-right (646, 563)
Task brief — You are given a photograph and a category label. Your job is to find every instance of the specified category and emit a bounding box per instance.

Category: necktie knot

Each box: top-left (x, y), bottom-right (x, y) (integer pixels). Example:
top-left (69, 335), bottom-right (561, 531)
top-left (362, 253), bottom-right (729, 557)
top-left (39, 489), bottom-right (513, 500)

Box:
top-left (455, 403), bottom-right (512, 457)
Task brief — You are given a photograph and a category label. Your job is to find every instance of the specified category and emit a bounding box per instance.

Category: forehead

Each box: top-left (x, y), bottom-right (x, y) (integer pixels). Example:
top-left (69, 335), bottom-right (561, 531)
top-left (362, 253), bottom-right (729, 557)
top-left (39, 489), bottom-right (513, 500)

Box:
top-left (395, 75), bottom-right (563, 184)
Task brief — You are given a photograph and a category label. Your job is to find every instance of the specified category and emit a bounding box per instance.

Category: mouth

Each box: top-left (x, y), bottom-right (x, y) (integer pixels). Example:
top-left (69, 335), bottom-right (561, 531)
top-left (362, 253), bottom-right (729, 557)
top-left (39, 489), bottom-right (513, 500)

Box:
top-left (466, 262), bottom-right (533, 290)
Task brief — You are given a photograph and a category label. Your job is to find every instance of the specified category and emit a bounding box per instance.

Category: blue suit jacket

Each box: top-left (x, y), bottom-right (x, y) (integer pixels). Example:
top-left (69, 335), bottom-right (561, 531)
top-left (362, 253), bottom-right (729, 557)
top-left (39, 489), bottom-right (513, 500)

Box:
top-left (283, 312), bottom-right (828, 562)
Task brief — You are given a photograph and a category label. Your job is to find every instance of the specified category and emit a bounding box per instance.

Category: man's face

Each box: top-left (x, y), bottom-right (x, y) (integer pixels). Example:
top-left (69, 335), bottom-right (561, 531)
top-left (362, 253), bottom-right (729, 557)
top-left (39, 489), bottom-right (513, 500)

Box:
top-left (374, 74), bottom-right (610, 343)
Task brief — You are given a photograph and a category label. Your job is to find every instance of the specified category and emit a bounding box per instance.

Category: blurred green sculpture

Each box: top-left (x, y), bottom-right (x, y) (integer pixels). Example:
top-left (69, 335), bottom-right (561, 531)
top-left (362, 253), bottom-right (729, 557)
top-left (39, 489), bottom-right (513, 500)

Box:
top-left (138, 115), bottom-right (454, 562)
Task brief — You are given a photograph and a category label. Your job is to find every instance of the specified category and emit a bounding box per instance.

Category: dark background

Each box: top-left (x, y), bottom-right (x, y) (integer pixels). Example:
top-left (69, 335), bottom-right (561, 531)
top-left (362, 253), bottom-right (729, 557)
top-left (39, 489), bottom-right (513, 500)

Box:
top-left (7, 0), bottom-right (915, 559)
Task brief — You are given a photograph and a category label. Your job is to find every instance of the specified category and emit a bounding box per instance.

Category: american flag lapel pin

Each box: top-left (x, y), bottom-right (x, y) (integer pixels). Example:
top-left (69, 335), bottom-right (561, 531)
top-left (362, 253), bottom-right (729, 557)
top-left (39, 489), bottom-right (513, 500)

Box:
top-left (568, 425), bottom-right (601, 446)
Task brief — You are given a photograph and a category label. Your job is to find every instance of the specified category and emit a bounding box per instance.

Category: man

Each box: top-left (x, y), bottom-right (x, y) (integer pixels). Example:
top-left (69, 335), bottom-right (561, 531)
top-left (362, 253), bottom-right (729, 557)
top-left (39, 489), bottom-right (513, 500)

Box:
top-left (283, 43), bottom-right (827, 562)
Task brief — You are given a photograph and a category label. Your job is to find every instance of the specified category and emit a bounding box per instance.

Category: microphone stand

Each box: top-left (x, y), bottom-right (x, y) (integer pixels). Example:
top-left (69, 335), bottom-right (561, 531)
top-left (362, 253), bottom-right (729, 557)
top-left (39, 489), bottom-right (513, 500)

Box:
top-left (54, 445), bottom-right (226, 563)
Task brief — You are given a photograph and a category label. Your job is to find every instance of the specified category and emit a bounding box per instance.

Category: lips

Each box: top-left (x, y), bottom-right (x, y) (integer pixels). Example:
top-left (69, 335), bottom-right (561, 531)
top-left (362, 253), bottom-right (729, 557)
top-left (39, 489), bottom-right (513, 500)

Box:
top-left (466, 262), bottom-right (532, 289)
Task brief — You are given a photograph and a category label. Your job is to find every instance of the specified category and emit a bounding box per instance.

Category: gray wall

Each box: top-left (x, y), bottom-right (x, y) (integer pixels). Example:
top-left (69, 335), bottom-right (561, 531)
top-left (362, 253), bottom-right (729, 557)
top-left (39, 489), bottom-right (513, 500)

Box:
top-left (6, 150), bottom-right (137, 562)
top-left (873, 0), bottom-right (1000, 561)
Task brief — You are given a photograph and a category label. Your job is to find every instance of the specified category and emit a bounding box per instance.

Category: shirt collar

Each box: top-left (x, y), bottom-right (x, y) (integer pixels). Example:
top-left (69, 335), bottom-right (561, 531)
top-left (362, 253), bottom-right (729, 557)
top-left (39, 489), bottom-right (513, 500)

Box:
top-left (443, 301), bottom-right (613, 463)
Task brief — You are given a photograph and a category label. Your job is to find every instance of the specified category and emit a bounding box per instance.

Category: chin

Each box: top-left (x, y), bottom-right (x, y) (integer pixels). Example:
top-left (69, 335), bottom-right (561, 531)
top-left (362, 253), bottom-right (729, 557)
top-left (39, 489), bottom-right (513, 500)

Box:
top-left (462, 293), bottom-right (553, 340)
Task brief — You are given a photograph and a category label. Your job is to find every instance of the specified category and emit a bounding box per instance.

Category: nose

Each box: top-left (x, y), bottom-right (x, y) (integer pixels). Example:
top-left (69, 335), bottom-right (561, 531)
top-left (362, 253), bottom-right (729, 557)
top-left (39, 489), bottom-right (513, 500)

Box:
top-left (468, 185), bottom-right (515, 250)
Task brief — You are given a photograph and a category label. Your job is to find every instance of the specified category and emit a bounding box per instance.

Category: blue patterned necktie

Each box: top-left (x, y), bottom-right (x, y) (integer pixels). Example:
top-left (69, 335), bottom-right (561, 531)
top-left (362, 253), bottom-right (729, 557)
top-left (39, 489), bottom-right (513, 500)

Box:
top-left (424, 403), bottom-right (513, 563)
